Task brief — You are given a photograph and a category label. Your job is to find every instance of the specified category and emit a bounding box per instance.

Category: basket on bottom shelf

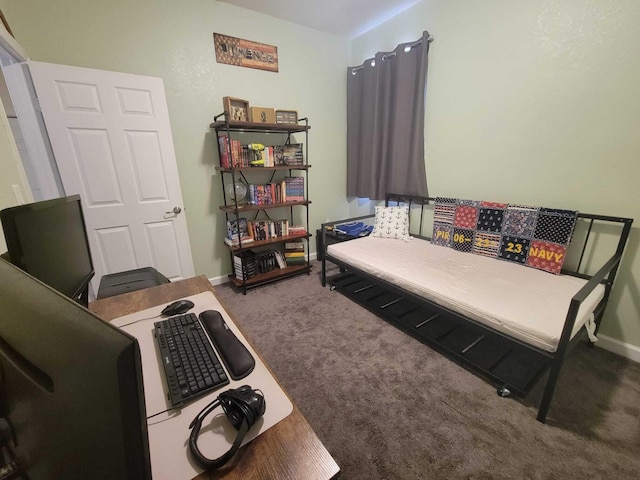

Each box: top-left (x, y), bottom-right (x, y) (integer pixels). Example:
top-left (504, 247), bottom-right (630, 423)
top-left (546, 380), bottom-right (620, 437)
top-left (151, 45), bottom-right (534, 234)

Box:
top-left (284, 241), bottom-right (306, 266)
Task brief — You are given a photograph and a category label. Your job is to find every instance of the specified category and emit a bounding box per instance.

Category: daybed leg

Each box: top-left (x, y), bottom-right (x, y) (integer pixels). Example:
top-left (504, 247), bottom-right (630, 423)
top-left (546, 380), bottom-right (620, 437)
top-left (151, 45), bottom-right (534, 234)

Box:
top-left (321, 258), bottom-right (327, 287)
top-left (537, 365), bottom-right (562, 423)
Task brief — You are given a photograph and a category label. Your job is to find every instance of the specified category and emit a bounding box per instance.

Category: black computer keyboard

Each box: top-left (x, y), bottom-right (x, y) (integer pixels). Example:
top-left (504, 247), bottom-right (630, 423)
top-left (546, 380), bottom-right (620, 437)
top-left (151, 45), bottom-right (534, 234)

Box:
top-left (154, 313), bottom-right (229, 407)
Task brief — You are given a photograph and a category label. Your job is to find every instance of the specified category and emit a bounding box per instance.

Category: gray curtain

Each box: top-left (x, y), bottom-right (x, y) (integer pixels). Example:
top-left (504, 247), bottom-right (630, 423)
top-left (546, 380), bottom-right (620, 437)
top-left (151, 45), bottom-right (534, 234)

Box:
top-left (347, 31), bottom-right (431, 200)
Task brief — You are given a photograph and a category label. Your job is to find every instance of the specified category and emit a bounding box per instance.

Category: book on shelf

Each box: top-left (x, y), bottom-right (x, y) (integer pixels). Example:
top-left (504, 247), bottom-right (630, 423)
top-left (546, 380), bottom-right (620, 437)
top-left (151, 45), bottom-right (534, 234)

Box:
top-left (274, 250), bottom-right (287, 269)
top-left (224, 143), bottom-right (303, 169)
top-left (263, 146), bottom-right (274, 167)
top-left (273, 145), bottom-right (284, 166)
top-left (225, 236), bottom-right (254, 247)
top-left (283, 241), bottom-right (306, 266)
top-left (287, 225), bottom-right (307, 236)
top-left (282, 144), bottom-right (304, 166)
top-left (285, 257), bottom-right (306, 266)
top-left (249, 219), bottom-right (289, 240)
top-left (284, 240), bottom-right (305, 250)
top-left (218, 135), bottom-right (243, 168)
top-left (283, 177), bottom-right (304, 202)
top-left (226, 218), bottom-right (291, 244)
top-left (255, 250), bottom-right (279, 273)
top-left (226, 218), bottom-right (253, 245)
top-left (247, 182), bottom-right (286, 205)
top-left (218, 136), bottom-right (230, 169)
top-left (233, 250), bottom-right (257, 280)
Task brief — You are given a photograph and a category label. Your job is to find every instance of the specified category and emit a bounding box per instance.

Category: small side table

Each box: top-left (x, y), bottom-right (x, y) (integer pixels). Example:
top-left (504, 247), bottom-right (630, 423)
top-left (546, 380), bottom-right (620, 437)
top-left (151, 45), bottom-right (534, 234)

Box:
top-left (316, 228), bottom-right (358, 261)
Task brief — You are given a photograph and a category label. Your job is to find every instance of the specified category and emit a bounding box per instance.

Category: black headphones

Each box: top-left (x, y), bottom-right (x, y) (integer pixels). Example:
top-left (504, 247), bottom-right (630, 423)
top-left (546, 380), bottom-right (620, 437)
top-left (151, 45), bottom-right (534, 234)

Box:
top-left (188, 385), bottom-right (266, 470)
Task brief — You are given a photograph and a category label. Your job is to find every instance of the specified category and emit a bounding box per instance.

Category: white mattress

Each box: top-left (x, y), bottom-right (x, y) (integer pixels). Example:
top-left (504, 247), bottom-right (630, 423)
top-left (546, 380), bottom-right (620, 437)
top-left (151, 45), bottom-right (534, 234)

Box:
top-left (327, 237), bottom-right (605, 353)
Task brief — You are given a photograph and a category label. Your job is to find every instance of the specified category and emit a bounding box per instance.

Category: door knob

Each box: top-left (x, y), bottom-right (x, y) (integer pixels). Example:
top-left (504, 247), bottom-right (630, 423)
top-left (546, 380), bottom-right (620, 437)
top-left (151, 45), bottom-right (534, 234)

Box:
top-left (166, 206), bottom-right (182, 215)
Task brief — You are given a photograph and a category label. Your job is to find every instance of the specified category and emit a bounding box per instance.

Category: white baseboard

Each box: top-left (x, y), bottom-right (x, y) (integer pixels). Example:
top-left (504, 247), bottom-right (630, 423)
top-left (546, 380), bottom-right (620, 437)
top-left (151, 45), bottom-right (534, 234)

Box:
top-left (596, 334), bottom-right (640, 364)
top-left (207, 275), bottom-right (229, 286)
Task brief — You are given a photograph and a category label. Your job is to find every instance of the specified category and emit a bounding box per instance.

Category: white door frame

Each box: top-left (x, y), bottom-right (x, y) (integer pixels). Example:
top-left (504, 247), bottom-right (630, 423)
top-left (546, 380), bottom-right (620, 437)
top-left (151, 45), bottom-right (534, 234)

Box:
top-left (0, 22), bottom-right (27, 65)
top-left (1, 23), bottom-right (64, 201)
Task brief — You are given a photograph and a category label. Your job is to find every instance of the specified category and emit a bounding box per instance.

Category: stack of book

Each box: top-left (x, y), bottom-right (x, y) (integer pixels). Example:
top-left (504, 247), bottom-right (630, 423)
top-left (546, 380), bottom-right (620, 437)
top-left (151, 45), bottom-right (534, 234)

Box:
top-left (283, 177), bottom-right (304, 202)
top-left (225, 218), bottom-right (254, 247)
top-left (233, 250), bottom-right (256, 280)
top-left (288, 225), bottom-right (307, 236)
top-left (284, 241), bottom-right (306, 266)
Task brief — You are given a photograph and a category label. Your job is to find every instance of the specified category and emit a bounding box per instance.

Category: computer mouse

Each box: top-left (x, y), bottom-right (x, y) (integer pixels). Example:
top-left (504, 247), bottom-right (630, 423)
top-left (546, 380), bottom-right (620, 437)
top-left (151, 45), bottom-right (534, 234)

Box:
top-left (161, 299), bottom-right (195, 316)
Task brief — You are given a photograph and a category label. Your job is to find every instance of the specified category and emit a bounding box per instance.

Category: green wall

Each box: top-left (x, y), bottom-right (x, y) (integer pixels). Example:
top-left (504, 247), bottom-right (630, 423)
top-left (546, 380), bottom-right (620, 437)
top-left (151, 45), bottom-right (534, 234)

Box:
top-left (2, 0), bottom-right (639, 351)
top-left (352, 0), bottom-right (640, 351)
top-left (0, 0), bottom-right (351, 278)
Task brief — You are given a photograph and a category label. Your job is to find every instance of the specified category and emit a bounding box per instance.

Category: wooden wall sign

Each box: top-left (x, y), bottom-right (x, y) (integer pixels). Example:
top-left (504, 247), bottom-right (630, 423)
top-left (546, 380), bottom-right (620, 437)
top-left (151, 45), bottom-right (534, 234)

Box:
top-left (214, 33), bottom-right (278, 72)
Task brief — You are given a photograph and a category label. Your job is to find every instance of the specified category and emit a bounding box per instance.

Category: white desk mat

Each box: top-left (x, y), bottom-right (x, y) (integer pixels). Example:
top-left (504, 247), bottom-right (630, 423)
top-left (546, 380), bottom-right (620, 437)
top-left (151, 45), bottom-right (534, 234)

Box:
top-left (112, 291), bottom-right (293, 480)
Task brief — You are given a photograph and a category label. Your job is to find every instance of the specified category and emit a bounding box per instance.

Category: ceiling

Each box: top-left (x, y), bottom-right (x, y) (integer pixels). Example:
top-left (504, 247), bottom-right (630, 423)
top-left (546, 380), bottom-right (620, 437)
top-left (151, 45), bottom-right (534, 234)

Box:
top-left (218, 0), bottom-right (420, 38)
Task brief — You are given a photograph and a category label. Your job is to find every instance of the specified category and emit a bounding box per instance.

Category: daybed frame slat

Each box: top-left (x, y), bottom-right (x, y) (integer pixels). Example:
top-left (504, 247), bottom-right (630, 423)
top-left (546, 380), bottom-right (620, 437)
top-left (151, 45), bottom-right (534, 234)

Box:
top-left (320, 194), bottom-right (633, 423)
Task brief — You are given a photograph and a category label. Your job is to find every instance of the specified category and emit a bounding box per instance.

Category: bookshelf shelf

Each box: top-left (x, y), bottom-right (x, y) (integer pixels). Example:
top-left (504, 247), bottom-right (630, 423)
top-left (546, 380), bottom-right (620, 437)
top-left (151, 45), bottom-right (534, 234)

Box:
top-left (219, 200), bottom-right (311, 214)
top-left (227, 264), bottom-right (312, 289)
top-left (225, 232), bottom-right (311, 251)
top-left (216, 165), bottom-right (311, 173)
top-left (212, 112), bottom-right (312, 294)
top-left (210, 119), bottom-right (310, 134)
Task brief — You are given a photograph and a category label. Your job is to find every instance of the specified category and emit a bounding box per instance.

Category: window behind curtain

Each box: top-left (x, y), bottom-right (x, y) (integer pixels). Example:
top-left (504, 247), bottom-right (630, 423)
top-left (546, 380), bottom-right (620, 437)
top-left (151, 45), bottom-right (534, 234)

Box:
top-left (347, 31), bottom-right (431, 201)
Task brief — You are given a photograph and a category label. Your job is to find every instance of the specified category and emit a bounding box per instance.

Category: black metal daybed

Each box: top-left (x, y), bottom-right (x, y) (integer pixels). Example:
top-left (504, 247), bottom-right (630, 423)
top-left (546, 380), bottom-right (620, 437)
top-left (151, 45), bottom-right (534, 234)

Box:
top-left (320, 193), bottom-right (633, 423)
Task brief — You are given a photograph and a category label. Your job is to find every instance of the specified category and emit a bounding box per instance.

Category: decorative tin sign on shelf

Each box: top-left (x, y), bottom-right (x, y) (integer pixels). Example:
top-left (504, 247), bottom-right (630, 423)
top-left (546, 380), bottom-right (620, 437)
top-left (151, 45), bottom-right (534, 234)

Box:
top-left (214, 33), bottom-right (278, 72)
top-left (275, 110), bottom-right (298, 124)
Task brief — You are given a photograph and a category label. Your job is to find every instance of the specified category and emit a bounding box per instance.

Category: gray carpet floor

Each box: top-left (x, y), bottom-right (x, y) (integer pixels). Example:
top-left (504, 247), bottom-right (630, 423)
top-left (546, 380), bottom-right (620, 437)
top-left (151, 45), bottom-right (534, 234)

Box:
top-left (215, 262), bottom-right (640, 479)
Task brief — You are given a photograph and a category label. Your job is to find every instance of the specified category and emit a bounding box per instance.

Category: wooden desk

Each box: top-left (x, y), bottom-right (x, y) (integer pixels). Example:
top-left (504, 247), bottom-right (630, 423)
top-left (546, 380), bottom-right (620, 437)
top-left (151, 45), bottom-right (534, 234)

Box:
top-left (90, 275), bottom-right (340, 480)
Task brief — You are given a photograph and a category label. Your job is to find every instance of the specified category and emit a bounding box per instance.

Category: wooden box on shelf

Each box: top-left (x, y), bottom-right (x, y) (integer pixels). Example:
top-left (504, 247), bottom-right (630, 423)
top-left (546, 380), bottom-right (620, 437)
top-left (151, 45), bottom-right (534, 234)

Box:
top-left (223, 96), bottom-right (249, 122)
top-left (275, 109), bottom-right (298, 124)
top-left (249, 107), bottom-right (276, 124)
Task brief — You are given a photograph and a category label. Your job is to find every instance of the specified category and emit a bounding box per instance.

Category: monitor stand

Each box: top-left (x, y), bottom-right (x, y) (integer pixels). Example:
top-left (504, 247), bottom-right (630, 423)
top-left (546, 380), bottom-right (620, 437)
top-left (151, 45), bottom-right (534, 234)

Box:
top-left (76, 284), bottom-right (89, 309)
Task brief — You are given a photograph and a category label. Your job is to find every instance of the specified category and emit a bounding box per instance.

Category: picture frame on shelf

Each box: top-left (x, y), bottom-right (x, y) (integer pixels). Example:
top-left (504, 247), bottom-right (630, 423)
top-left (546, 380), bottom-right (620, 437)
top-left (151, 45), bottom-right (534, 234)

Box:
top-left (223, 96), bottom-right (250, 122)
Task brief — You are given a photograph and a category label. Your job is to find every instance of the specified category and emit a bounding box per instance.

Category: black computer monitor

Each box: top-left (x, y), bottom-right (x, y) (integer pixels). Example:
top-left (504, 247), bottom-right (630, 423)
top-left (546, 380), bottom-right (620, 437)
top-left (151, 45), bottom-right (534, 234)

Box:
top-left (0, 195), bottom-right (94, 307)
top-left (0, 257), bottom-right (152, 480)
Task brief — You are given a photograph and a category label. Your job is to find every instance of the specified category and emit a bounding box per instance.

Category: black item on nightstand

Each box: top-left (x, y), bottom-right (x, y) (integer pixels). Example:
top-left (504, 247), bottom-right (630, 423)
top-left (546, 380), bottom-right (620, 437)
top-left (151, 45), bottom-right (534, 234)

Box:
top-left (97, 267), bottom-right (170, 299)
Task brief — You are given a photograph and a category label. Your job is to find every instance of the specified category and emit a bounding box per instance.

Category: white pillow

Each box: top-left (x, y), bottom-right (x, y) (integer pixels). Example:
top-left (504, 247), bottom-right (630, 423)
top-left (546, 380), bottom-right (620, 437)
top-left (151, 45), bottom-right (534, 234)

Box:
top-left (372, 206), bottom-right (410, 240)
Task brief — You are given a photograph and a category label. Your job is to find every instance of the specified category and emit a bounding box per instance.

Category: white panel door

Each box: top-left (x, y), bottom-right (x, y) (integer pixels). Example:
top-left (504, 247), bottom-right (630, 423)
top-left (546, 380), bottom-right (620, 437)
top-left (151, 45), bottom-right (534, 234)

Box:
top-left (27, 61), bottom-right (195, 290)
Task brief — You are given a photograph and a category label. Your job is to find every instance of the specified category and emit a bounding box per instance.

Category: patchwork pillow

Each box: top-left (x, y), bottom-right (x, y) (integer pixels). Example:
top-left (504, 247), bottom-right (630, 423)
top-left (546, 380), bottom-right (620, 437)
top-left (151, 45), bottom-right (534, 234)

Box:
top-left (372, 206), bottom-right (410, 240)
top-left (432, 198), bottom-right (578, 274)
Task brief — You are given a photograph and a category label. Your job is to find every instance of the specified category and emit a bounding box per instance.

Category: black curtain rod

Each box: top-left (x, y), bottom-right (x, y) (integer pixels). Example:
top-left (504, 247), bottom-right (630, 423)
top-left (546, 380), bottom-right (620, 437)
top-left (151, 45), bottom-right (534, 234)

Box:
top-left (351, 35), bottom-right (433, 74)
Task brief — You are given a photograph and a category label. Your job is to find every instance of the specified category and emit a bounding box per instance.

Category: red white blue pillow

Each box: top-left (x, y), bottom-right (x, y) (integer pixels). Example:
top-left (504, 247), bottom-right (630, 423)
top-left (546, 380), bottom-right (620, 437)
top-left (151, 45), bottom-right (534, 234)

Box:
top-left (432, 198), bottom-right (578, 274)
